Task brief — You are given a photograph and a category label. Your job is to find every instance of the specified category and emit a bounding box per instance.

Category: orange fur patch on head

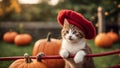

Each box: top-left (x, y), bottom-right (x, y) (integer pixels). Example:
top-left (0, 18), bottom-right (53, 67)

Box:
top-left (61, 19), bottom-right (85, 40)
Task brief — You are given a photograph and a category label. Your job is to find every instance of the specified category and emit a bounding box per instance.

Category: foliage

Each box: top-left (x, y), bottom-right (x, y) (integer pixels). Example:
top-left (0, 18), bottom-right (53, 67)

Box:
top-left (0, 0), bottom-right (119, 23)
top-left (0, 0), bottom-right (21, 21)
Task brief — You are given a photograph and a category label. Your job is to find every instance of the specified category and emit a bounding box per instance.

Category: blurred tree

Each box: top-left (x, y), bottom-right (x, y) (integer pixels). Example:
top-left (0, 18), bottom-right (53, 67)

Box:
top-left (0, 1), bottom-right (4, 16)
top-left (1, 0), bottom-right (21, 13)
top-left (68, 0), bottom-right (120, 24)
top-left (6, 0), bottom-right (21, 13)
top-left (0, 0), bottom-right (21, 21)
top-left (0, 0), bottom-right (119, 23)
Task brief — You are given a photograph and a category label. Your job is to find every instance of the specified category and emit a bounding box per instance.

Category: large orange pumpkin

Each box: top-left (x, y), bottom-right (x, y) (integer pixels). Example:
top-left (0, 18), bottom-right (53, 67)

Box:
top-left (14, 34), bottom-right (32, 46)
top-left (3, 31), bottom-right (18, 43)
top-left (32, 33), bottom-right (65, 68)
top-left (9, 53), bottom-right (47, 68)
top-left (107, 30), bottom-right (119, 43)
top-left (94, 33), bottom-right (113, 48)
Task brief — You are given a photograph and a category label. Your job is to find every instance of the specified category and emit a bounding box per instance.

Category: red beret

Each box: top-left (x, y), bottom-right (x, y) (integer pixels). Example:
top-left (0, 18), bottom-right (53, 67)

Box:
top-left (57, 10), bottom-right (96, 39)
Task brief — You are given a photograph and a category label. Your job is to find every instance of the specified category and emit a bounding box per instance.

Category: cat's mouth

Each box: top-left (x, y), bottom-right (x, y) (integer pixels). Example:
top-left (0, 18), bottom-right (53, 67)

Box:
top-left (68, 37), bottom-right (73, 41)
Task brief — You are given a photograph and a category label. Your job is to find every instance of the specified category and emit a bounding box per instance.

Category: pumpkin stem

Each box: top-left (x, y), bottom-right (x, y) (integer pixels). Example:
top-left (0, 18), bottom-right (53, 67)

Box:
top-left (47, 32), bottom-right (51, 42)
top-left (24, 53), bottom-right (32, 63)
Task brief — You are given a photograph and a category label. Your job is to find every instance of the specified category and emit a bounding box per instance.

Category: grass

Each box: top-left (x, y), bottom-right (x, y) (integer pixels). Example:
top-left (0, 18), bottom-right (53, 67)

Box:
top-left (88, 40), bottom-right (120, 68)
top-left (0, 40), bottom-right (35, 68)
top-left (0, 40), bottom-right (120, 68)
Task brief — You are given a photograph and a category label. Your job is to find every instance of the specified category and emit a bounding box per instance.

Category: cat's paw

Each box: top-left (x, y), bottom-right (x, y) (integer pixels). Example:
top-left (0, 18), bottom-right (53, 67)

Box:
top-left (74, 51), bottom-right (86, 63)
top-left (59, 49), bottom-right (69, 58)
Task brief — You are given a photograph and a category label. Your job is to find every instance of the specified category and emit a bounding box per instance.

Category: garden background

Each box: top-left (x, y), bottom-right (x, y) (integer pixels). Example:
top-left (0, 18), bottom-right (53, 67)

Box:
top-left (0, 0), bottom-right (120, 68)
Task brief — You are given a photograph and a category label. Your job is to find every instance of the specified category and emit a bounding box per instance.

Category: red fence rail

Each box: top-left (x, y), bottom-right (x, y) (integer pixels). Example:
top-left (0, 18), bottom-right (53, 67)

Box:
top-left (0, 50), bottom-right (120, 61)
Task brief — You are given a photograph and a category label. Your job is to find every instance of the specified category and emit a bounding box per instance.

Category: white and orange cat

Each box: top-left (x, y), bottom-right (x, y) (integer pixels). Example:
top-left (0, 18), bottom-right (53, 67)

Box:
top-left (59, 19), bottom-right (95, 68)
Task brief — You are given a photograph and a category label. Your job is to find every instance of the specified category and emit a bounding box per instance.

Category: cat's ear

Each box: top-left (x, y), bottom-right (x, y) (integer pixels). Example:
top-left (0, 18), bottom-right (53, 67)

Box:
top-left (64, 19), bottom-right (69, 26)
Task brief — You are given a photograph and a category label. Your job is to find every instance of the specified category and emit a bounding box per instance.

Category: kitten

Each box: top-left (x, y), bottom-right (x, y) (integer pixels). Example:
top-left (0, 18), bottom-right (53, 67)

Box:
top-left (59, 19), bottom-right (95, 68)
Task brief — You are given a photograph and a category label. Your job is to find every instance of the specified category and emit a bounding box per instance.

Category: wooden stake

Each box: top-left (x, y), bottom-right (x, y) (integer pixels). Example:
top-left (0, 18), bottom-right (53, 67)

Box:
top-left (97, 6), bottom-right (106, 33)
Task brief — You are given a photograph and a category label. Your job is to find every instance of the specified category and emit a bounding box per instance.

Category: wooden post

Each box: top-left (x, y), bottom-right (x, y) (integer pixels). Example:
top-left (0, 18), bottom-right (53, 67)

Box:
top-left (97, 6), bottom-right (106, 33)
top-left (118, 12), bottom-right (120, 43)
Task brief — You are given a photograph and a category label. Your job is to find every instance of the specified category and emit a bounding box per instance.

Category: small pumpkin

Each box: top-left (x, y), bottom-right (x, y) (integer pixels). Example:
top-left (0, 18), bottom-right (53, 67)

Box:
top-left (32, 33), bottom-right (64, 68)
top-left (14, 34), bottom-right (32, 46)
top-left (3, 31), bottom-right (18, 43)
top-left (94, 33), bottom-right (113, 48)
top-left (9, 53), bottom-right (47, 68)
top-left (107, 30), bottom-right (119, 43)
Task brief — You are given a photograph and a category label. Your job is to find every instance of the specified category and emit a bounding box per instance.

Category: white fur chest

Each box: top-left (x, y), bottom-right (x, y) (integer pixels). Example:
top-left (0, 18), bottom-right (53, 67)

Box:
top-left (61, 39), bottom-right (86, 54)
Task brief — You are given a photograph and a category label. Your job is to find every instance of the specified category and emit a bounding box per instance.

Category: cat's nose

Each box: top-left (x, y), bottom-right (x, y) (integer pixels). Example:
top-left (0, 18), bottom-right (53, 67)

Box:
top-left (69, 36), bottom-right (72, 40)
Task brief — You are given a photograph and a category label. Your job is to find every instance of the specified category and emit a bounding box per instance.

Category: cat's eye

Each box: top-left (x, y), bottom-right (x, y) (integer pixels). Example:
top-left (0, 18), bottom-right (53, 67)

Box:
top-left (73, 31), bottom-right (76, 34)
top-left (66, 30), bottom-right (69, 33)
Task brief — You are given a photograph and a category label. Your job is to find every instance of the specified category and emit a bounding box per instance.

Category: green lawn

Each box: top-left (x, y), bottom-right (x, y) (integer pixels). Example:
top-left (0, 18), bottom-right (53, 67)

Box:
top-left (0, 40), bottom-right (120, 68)
top-left (0, 40), bottom-right (35, 68)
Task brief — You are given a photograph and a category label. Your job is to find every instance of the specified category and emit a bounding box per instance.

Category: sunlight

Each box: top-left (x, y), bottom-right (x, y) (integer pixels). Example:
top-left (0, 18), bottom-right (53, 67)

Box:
top-left (48, 0), bottom-right (59, 6)
top-left (18, 0), bottom-right (59, 5)
top-left (0, 0), bottom-right (2, 2)
top-left (19, 0), bottom-right (40, 4)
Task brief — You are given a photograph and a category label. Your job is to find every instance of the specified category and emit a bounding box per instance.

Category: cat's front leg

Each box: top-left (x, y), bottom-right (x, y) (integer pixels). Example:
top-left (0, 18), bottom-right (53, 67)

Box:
top-left (74, 50), bottom-right (86, 63)
top-left (59, 49), bottom-right (69, 58)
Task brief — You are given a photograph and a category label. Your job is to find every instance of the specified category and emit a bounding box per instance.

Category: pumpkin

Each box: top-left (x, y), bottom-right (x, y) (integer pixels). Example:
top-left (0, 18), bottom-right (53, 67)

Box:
top-left (9, 53), bottom-right (47, 68)
top-left (94, 33), bottom-right (113, 48)
top-left (32, 33), bottom-right (65, 68)
top-left (107, 30), bottom-right (119, 43)
top-left (3, 31), bottom-right (18, 43)
top-left (14, 34), bottom-right (32, 46)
